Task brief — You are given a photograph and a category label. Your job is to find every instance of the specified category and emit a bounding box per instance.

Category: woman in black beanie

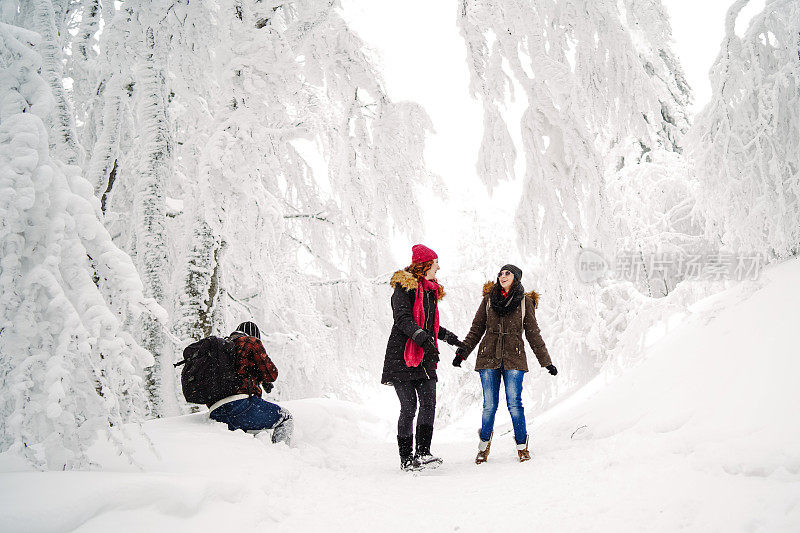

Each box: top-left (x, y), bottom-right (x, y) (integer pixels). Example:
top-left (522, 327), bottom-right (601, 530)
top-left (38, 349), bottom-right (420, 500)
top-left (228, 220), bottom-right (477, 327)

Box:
top-left (454, 264), bottom-right (557, 464)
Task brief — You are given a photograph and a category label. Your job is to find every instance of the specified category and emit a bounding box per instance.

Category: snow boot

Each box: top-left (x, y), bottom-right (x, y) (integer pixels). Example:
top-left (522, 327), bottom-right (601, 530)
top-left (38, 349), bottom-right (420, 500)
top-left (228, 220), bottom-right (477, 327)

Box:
top-left (398, 435), bottom-right (422, 471)
top-left (475, 431), bottom-right (492, 464)
top-left (271, 408), bottom-right (294, 445)
top-left (415, 424), bottom-right (443, 468)
top-left (517, 436), bottom-right (531, 462)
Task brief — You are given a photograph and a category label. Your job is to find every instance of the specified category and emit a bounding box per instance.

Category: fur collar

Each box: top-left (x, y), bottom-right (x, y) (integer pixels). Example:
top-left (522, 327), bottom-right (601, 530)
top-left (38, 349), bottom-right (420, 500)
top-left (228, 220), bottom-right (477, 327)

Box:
top-left (391, 270), bottom-right (445, 300)
top-left (482, 281), bottom-right (539, 308)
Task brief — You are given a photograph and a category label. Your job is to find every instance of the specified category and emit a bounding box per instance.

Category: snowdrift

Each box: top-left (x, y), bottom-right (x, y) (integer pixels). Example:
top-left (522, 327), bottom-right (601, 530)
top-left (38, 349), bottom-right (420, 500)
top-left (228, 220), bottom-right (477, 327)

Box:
top-left (1, 258), bottom-right (798, 532)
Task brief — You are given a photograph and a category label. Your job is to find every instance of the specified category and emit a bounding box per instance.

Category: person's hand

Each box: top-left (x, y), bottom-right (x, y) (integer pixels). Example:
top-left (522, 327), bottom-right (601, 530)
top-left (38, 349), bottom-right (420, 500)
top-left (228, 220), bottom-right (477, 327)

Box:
top-left (546, 364), bottom-right (558, 376)
top-left (422, 336), bottom-right (439, 357)
top-left (263, 382), bottom-right (274, 393)
top-left (444, 331), bottom-right (465, 348)
top-left (452, 347), bottom-right (468, 367)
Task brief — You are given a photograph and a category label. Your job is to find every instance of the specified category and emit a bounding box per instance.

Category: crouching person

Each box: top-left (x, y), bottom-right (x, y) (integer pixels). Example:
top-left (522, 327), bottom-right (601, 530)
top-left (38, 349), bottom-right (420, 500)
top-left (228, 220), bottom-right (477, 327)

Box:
top-left (207, 321), bottom-right (293, 444)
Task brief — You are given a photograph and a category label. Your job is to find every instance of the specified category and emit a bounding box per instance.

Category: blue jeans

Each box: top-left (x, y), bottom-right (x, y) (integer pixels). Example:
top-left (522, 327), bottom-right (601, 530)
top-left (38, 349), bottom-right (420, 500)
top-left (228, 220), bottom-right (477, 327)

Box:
top-left (209, 396), bottom-right (293, 444)
top-left (479, 366), bottom-right (527, 445)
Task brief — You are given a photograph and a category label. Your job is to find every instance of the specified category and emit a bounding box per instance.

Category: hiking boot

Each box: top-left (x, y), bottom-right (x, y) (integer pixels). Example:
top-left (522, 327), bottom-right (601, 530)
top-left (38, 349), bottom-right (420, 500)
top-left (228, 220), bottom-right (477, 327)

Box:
top-left (517, 436), bottom-right (531, 462)
top-left (415, 424), bottom-right (443, 468)
top-left (415, 452), bottom-right (443, 468)
top-left (475, 431), bottom-right (492, 464)
top-left (401, 454), bottom-right (423, 471)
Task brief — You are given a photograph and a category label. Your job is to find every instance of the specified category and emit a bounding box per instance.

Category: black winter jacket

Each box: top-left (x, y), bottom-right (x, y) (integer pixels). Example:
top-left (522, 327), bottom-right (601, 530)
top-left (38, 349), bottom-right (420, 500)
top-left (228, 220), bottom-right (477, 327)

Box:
top-left (381, 270), bottom-right (460, 385)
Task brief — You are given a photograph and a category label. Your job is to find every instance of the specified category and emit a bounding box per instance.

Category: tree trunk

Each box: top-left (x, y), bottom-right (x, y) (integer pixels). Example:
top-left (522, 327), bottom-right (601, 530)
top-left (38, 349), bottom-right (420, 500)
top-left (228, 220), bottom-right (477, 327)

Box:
top-left (133, 25), bottom-right (175, 417)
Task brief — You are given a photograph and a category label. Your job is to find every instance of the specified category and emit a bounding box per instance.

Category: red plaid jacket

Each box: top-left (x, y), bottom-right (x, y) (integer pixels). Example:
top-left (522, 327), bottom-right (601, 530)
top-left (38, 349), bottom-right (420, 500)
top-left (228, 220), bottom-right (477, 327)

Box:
top-left (231, 333), bottom-right (278, 396)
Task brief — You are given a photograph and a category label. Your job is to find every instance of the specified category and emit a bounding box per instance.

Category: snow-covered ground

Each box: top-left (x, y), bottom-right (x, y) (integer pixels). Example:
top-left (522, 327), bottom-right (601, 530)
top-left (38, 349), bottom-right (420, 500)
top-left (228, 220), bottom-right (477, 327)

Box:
top-left (2, 258), bottom-right (799, 532)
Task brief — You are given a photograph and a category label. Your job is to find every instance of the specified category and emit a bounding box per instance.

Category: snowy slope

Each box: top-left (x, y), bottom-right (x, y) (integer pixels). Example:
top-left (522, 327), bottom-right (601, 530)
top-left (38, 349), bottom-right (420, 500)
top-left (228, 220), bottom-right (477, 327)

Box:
top-left (1, 258), bottom-right (799, 532)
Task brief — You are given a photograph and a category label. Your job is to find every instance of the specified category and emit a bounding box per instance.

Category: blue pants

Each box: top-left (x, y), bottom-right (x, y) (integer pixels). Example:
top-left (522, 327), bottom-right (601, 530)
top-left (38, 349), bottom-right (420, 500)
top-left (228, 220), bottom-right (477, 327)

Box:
top-left (209, 396), bottom-right (293, 444)
top-left (478, 366), bottom-right (527, 445)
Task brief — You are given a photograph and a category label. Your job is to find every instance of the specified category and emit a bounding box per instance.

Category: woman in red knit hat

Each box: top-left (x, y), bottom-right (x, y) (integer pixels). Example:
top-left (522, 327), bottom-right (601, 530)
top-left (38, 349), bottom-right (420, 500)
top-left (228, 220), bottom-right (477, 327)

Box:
top-left (381, 244), bottom-right (464, 471)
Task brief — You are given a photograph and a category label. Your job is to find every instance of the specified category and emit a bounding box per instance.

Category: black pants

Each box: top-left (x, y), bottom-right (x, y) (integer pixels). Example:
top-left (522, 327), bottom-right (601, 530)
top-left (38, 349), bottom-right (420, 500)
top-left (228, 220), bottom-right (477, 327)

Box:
top-left (393, 378), bottom-right (436, 437)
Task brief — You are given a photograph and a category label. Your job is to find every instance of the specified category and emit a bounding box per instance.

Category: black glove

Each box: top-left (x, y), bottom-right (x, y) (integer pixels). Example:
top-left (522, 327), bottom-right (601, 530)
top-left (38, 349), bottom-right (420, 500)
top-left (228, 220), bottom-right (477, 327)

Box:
top-left (453, 347), bottom-right (468, 367)
top-left (444, 330), bottom-right (464, 348)
top-left (263, 382), bottom-right (274, 393)
top-left (422, 335), bottom-right (439, 357)
top-left (546, 364), bottom-right (558, 376)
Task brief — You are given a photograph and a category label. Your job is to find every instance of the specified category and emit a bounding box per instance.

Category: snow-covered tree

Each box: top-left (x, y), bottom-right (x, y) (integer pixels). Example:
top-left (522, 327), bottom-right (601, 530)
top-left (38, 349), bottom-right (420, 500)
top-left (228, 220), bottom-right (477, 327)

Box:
top-left (163, 0), bottom-right (435, 401)
top-left (19, 0), bottom-right (84, 166)
top-left (457, 0), bottom-right (700, 398)
top-left (606, 151), bottom-right (705, 297)
top-left (0, 18), bottom-right (166, 469)
top-left (129, 15), bottom-right (175, 417)
top-left (618, 0), bottom-right (692, 158)
top-left (67, 1), bottom-right (181, 416)
top-left (688, 0), bottom-right (800, 260)
top-left (61, 0), bottom-right (436, 404)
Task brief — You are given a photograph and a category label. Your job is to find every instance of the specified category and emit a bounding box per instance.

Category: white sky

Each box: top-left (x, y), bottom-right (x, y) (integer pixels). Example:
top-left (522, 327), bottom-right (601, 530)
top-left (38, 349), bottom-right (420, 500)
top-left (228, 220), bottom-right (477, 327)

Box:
top-left (339, 0), bottom-right (767, 270)
top-left (661, 0), bottom-right (766, 115)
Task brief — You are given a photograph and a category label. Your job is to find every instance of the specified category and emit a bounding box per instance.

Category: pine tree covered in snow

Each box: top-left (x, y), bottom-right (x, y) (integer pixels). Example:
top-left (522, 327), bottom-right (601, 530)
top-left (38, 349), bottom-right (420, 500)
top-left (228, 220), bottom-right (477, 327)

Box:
top-left (67, 0), bottom-right (180, 417)
top-left (0, 17), bottom-right (167, 469)
top-left (130, 13), bottom-right (175, 417)
top-left (18, 0), bottom-right (84, 166)
top-left (689, 0), bottom-right (800, 260)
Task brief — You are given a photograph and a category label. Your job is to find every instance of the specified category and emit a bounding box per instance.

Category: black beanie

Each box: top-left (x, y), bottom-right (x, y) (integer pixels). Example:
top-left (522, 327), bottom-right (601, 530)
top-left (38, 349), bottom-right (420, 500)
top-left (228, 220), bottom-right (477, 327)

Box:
top-left (235, 321), bottom-right (261, 339)
top-left (498, 264), bottom-right (523, 283)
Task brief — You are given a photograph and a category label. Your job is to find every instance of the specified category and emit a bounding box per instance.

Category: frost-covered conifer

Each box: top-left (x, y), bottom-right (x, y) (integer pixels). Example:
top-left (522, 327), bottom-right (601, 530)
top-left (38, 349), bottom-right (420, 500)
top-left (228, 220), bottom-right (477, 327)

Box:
top-left (70, 1), bottom-right (179, 416)
top-left (20, 0), bottom-right (83, 166)
top-left (74, 5), bottom-right (135, 201)
top-left (0, 19), bottom-right (166, 469)
top-left (130, 18), bottom-right (174, 417)
top-left (689, 0), bottom-right (800, 259)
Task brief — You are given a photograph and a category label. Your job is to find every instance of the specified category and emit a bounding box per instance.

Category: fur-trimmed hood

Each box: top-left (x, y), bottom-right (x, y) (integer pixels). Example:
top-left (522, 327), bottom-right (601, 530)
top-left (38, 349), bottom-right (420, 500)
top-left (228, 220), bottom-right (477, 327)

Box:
top-left (482, 281), bottom-right (539, 308)
top-left (391, 270), bottom-right (445, 300)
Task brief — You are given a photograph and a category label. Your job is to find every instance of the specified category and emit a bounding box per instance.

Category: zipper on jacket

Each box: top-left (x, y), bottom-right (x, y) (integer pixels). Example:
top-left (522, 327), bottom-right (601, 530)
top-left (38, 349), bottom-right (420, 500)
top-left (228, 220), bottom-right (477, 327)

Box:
top-left (424, 366), bottom-right (430, 379)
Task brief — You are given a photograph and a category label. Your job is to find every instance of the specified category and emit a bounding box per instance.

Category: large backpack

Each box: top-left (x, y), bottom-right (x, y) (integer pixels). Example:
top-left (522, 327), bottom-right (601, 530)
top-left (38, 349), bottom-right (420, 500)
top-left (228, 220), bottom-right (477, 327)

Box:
top-left (174, 336), bottom-right (240, 405)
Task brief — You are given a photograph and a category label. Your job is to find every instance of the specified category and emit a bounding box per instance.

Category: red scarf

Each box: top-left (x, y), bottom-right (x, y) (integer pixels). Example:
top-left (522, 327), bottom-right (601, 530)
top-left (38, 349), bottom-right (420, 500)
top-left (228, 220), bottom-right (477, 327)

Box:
top-left (404, 278), bottom-right (440, 367)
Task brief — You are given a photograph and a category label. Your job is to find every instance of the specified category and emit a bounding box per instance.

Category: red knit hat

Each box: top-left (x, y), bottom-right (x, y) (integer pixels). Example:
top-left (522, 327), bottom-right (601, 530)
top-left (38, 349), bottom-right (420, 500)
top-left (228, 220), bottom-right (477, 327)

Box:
top-left (411, 244), bottom-right (438, 264)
